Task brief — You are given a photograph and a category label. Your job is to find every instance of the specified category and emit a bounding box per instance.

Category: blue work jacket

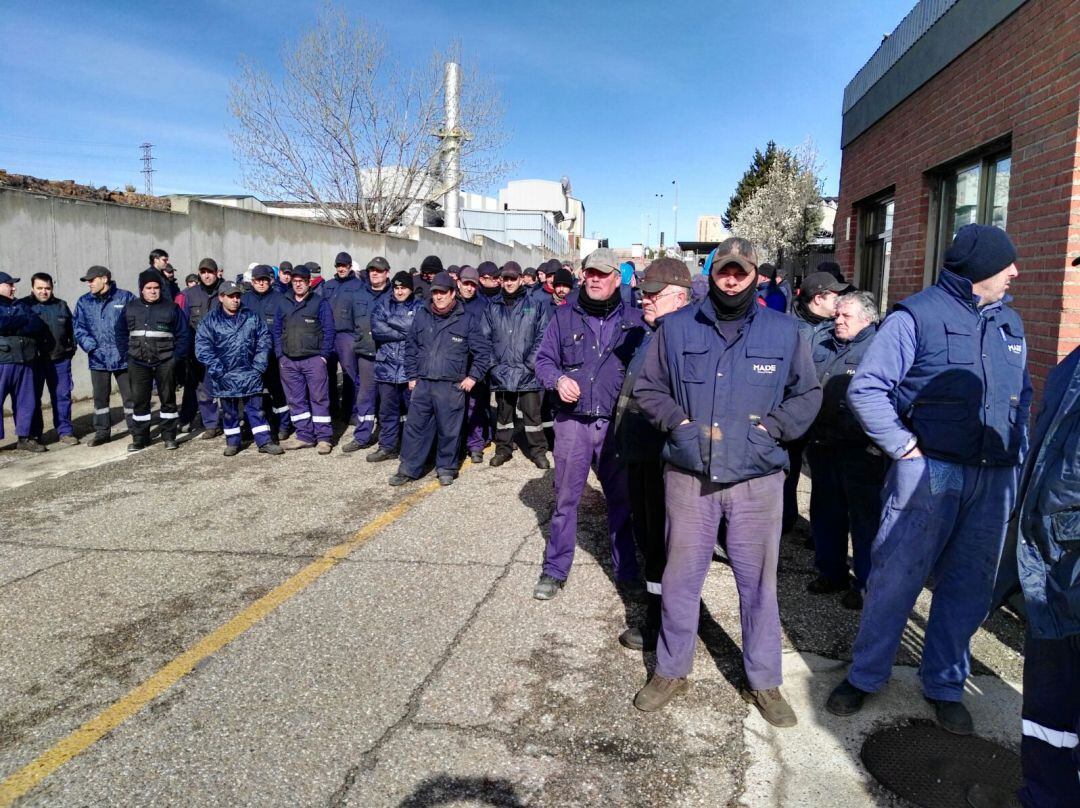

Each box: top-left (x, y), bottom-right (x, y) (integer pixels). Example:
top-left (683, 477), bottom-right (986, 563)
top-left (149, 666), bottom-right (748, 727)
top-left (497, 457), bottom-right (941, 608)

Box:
top-left (73, 284), bottom-right (136, 371)
top-left (404, 299), bottom-right (491, 383)
top-left (372, 295), bottom-right (420, 384)
top-left (195, 307), bottom-right (271, 398)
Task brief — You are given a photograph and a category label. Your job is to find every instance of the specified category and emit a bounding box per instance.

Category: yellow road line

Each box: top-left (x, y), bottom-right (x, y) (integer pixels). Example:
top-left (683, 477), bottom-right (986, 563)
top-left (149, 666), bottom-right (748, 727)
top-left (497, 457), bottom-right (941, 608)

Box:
top-left (0, 475), bottom-right (449, 806)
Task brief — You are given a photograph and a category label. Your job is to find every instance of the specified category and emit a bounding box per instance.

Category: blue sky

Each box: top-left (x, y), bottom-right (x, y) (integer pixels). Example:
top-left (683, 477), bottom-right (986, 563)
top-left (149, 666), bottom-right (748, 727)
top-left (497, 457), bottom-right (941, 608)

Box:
top-left (1, 1), bottom-right (916, 247)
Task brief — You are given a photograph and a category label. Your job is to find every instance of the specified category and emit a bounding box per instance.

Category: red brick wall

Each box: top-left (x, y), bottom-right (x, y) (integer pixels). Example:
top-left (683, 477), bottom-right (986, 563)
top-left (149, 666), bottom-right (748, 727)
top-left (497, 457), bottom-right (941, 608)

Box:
top-left (836, 0), bottom-right (1080, 389)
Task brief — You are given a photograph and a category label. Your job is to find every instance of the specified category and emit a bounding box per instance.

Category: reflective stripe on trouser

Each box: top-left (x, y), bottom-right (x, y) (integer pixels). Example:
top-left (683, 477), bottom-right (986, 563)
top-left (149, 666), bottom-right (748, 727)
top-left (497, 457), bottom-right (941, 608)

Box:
top-left (179, 358), bottom-right (219, 428)
top-left (30, 358), bottom-right (74, 438)
top-left (377, 381), bottom-right (410, 451)
top-left (628, 457), bottom-right (667, 629)
top-left (544, 413), bottom-right (638, 583)
top-left (1019, 632), bottom-right (1080, 807)
top-left (90, 368), bottom-right (134, 436)
top-left (263, 358), bottom-right (291, 434)
top-left (806, 442), bottom-right (886, 592)
top-left (847, 459), bottom-right (1017, 700)
top-left (463, 382), bottom-right (489, 453)
top-left (493, 390), bottom-right (547, 460)
top-left (397, 379), bottom-right (466, 478)
top-left (279, 355), bottom-right (331, 443)
top-left (219, 396), bottom-right (271, 447)
top-left (657, 467), bottom-right (783, 689)
top-left (350, 355), bottom-right (379, 444)
top-left (0, 363), bottom-right (37, 439)
top-left (128, 360), bottom-right (178, 443)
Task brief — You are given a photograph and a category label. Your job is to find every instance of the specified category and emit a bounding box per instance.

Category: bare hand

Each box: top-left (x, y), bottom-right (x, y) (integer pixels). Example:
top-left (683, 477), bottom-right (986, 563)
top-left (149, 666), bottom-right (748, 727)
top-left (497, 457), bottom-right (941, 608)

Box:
top-left (458, 377), bottom-right (476, 392)
top-left (556, 375), bottom-right (580, 403)
top-left (755, 424), bottom-right (769, 433)
top-left (901, 445), bottom-right (923, 460)
top-left (408, 380), bottom-right (417, 391)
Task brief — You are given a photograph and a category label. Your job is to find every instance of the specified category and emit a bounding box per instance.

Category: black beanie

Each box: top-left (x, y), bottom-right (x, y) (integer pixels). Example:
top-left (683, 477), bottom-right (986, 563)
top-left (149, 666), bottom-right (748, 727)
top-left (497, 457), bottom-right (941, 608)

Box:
top-left (943, 224), bottom-right (1017, 283)
top-left (138, 269), bottom-right (161, 291)
top-left (392, 270), bottom-right (414, 290)
top-left (552, 268), bottom-right (574, 288)
top-left (420, 255), bottom-right (443, 275)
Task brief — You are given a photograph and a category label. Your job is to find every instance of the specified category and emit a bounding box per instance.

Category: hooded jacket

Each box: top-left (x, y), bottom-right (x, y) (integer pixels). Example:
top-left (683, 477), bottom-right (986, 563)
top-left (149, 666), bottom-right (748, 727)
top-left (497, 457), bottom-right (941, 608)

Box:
top-left (371, 294), bottom-right (421, 383)
top-left (195, 306), bottom-right (271, 398)
top-left (482, 290), bottom-right (551, 392)
top-left (74, 283), bottom-right (136, 371)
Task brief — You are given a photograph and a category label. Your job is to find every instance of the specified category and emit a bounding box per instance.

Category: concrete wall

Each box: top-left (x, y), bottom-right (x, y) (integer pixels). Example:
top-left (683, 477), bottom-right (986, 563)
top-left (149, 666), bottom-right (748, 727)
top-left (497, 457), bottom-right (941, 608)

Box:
top-left (0, 188), bottom-right (556, 401)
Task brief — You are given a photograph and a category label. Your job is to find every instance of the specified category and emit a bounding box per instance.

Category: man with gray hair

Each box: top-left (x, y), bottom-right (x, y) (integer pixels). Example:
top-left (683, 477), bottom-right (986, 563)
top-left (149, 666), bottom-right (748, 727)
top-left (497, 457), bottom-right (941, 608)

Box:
top-left (805, 290), bottom-right (884, 610)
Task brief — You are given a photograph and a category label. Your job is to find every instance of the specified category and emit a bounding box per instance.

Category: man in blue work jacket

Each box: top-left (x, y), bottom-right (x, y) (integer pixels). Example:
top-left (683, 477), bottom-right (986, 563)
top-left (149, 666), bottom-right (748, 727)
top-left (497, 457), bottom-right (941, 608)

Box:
top-left (633, 237), bottom-right (821, 726)
top-left (827, 224), bottom-right (1032, 737)
top-left (339, 256), bottom-right (391, 453)
top-left (23, 272), bottom-right (79, 446)
top-left (999, 324), bottom-right (1080, 807)
top-left (805, 290), bottom-right (883, 610)
top-left (242, 265), bottom-right (291, 440)
top-left (533, 248), bottom-right (647, 601)
top-left (73, 265), bottom-right (136, 446)
top-left (0, 270), bottom-right (47, 452)
top-left (390, 271), bottom-right (492, 487)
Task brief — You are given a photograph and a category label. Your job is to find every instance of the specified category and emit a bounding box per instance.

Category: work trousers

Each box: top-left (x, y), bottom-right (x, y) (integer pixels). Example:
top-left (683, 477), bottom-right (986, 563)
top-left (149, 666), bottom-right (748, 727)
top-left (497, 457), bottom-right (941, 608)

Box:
top-left (493, 390), bottom-right (547, 460)
top-left (0, 363), bottom-right (36, 439)
top-left (128, 360), bottom-right (178, 444)
top-left (806, 442), bottom-right (886, 592)
top-left (847, 458), bottom-right (1017, 701)
top-left (90, 368), bottom-right (134, 437)
top-left (397, 379), bottom-right (466, 478)
top-left (179, 358), bottom-right (219, 429)
top-left (220, 397), bottom-right (271, 447)
top-left (262, 358), bottom-right (292, 435)
top-left (327, 332), bottom-right (355, 415)
top-left (279, 355), bottom-right (332, 444)
top-left (543, 413), bottom-right (638, 583)
top-left (376, 381), bottom-right (410, 452)
top-left (657, 468), bottom-right (784, 689)
top-left (30, 358), bottom-right (74, 439)
top-left (463, 382), bottom-right (490, 453)
top-left (1019, 632), bottom-right (1080, 807)
top-left (782, 435), bottom-right (808, 533)
top-left (628, 457), bottom-right (667, 630)
top-left (350, 355), bottom-right (378, 444)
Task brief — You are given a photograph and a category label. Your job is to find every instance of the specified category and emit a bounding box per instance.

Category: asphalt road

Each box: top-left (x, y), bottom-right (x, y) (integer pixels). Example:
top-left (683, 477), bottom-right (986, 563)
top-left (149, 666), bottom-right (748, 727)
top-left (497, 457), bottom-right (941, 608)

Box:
top-left (0, 403), bottom-right (1027, 806)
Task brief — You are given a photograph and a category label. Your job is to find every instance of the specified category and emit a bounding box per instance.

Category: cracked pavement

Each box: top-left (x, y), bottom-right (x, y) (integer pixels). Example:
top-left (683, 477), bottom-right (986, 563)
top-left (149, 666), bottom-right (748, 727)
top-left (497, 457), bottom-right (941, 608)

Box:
top-left (1, 402), bottom-right (1026, 806)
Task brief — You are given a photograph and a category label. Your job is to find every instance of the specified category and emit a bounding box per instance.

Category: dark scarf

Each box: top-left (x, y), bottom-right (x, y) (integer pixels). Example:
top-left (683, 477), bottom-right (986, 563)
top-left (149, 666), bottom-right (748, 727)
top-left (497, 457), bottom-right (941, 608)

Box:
top-left (480, 285), bottom-right (501, 298)
top-left (578, 284), bottom-right (622, 319)
top-left (794, 296), bottom-right (828, 326)
top-left (708, 273), bottom-right (757, 321)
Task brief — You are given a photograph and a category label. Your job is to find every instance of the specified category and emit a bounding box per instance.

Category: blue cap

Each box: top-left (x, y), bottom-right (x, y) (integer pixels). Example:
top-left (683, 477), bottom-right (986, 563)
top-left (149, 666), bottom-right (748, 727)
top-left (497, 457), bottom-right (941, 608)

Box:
top-left (252, 264), bottom-right (274, 280)
top-left (0, 271), bottom-right (20, 284)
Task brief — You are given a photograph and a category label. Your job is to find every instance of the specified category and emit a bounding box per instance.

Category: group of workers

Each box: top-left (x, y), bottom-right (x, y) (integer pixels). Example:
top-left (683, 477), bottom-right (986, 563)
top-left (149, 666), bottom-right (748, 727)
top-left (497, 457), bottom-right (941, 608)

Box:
top-left (1, 226), bottom-right (1076, 805)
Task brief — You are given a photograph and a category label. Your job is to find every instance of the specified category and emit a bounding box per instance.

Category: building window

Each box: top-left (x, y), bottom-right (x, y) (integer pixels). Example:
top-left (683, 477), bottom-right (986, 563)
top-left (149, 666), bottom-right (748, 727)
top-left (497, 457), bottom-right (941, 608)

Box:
top-left (857, 196), bottom-right (894, 310)
top-left (933, 150), bottom-right (1011, 270)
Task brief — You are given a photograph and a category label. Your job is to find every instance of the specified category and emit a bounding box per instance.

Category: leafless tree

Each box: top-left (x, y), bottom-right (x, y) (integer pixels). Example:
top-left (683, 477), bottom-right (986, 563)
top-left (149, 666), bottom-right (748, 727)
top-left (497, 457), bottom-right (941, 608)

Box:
top-left (229, 4), bottom-right (511, 232)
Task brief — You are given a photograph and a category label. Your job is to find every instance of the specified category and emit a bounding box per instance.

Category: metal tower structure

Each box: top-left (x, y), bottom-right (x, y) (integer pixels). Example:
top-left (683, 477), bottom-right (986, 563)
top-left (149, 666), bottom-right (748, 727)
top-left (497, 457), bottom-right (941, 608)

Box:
top-left (140, 143), bottom-right (155, 195)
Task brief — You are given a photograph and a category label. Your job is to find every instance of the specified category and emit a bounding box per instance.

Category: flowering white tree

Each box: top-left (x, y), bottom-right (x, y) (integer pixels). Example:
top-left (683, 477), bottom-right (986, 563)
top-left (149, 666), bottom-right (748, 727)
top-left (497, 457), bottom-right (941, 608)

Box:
top-left (731, 142), bottom-right (824, 265)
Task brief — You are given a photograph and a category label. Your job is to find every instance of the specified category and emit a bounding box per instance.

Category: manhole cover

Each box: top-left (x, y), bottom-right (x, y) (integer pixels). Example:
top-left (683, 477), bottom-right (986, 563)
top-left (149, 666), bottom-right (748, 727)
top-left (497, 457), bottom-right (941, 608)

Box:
top-left (861, 721), bottom-right (1021, 808)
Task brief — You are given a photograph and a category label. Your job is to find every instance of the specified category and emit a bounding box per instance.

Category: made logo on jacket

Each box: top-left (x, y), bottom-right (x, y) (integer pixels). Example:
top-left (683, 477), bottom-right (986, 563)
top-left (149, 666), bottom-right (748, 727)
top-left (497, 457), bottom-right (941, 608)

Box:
top-left (751, 363), bottom-right (777, 375)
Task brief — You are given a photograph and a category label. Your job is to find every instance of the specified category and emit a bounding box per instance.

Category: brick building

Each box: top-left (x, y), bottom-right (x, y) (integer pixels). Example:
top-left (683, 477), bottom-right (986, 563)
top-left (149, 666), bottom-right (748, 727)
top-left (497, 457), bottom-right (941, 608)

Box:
top-left (835, 0), bottom-right (1079, 388)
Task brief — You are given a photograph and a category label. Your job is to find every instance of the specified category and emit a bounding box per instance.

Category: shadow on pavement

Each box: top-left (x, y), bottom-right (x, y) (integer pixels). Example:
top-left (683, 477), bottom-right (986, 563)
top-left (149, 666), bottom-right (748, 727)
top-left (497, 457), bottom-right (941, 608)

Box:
top-left (398, 774), bottom-right (525, 807)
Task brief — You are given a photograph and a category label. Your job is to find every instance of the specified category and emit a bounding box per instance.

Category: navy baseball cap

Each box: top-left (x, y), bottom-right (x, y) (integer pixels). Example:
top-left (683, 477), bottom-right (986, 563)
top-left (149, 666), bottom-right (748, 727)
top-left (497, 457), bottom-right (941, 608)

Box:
top-left (251, 265), bottom-right (274, 280)
top-left (291, 263), bottom-right (312, 279)
top-left (0, 271), bottom-right (20, 284)
top-left (334, 251), bottom-right (353, 267)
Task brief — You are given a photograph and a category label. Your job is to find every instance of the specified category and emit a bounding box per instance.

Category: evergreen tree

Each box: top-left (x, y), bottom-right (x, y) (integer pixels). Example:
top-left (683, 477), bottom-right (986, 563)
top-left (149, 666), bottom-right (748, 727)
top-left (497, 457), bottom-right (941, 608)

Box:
top-left (723, 141), bottom-right (787, 229)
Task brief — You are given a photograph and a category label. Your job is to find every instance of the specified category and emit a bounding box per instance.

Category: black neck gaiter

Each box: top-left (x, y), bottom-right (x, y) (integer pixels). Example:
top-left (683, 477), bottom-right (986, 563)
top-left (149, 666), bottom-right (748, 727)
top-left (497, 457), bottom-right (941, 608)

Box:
top-left (501, 284), bottom-right (526, 302)
top-left (708, 273), bottom-right (757, 321)
top-left (578, 285), bottom-right (622, 318)
top-left (481, 285), bottom-right (501, 298)
top-left (794, 297), bottom-right (827, 326)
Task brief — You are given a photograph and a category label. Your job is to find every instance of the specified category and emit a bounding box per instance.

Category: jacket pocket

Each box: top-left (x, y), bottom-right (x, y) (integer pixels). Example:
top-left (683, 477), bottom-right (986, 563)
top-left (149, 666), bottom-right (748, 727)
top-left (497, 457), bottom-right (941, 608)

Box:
top-left (662, 421), bottom-right (705, 474)
top-left (745, 422), bottom-right (787, 472)
top-left (999, 322), bottom-right (1026, 367)
top-left (945, 323), bottom-right (975, 364)
top-left (560, 333), bottom-right (585, 368)
top-left (681, 344), bottom-right (709, 384)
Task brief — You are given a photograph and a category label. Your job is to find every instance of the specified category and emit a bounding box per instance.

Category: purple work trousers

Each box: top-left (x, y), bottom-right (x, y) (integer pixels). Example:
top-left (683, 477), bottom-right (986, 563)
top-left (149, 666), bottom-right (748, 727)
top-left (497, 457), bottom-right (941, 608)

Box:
top-left (0, 363), bottom-right (37, 439)
top-left (350, 355), bottom-right (378, 444)
top-left (31, 358), bottom-right (74, 438)
top-left (328, 332), bottom-right (356, 415)
top-left (543, 413), bottom-right (638, 583)
top-left (657, 467), bottom-right (784, 690)
top-left (279, 355), bottom-right (332, 444)
top-left (462, 382), bottom-right (490, 453)
top-left (376, 381), bottom-right (410, 451)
